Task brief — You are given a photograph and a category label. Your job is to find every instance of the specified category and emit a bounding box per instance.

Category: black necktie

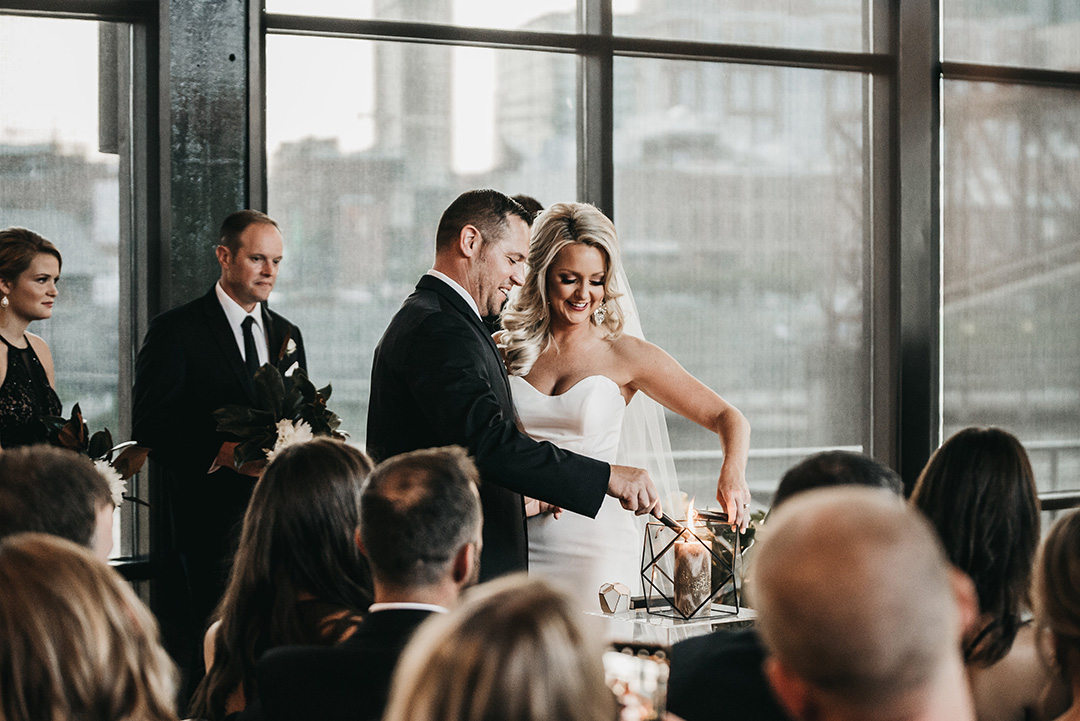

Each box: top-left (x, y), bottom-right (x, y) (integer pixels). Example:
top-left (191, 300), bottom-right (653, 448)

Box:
top-left (242, 315), bottom-right (260, 377)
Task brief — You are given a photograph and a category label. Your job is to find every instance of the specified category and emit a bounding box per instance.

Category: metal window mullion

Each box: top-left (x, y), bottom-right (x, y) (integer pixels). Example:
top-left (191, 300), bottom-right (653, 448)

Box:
top-left (866, 0), bottom-right (899, 470)
top-left (896, 0), bottom-right (942, 490)
top-left (578, 0), bottom-right (612, 215)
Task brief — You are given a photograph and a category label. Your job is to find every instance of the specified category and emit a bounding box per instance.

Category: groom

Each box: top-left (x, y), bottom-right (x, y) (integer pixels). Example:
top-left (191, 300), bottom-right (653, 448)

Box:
top-left (367, 189), bottom-right (660, 581)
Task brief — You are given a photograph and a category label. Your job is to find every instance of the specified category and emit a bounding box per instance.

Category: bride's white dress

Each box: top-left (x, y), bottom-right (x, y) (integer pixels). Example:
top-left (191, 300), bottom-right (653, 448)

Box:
top-left (510, 374), bottom-right (641, 612)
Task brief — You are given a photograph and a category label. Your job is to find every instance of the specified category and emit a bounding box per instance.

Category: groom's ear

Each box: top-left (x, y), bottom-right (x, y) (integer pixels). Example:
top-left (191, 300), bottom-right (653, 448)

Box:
top-left (458, 224), bottom-right (482, 258)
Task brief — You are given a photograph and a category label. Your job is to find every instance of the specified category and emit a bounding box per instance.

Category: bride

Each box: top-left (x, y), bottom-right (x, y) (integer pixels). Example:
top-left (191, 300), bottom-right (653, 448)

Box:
top-left (498, 202), bottom-right (751, 610)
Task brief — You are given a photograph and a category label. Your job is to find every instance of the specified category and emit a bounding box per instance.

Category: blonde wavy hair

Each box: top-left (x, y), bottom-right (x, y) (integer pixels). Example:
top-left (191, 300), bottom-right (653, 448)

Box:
top-left (499, 202), bottom-right (625, 376)
top-left (383, 575), bottom-right (616, 721)
top-left (0, 533), bottom-right (178, 721)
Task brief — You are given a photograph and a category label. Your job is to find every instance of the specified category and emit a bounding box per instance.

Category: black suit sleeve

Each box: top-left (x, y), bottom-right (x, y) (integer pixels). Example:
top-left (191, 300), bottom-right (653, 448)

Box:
top-left (403, 311), bottom-right (607, 517)
top-left (132, 313), bottom-right (189, 468)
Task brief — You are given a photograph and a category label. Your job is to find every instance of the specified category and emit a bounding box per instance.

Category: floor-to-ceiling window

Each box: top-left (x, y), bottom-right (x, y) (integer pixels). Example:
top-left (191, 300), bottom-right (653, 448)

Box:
top-left (942, 1), bottom-right (1080, 495)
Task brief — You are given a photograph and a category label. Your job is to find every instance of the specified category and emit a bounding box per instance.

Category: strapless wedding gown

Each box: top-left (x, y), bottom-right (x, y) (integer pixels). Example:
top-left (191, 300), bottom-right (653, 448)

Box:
top-left (510, 374), bottom-right (642, 612)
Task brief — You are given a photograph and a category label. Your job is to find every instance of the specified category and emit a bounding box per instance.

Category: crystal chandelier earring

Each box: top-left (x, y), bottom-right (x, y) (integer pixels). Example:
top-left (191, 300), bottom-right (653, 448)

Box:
top-left (593, 300), bottom-right (607, 325)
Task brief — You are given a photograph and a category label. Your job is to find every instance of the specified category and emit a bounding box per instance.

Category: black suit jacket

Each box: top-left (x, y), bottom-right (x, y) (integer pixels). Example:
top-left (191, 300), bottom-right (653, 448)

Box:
top-left (366, 275), bottom-right (608, 580)
top-left (239, 609), bottom-right (435, 721)
top-left (132, 287), bottom-right (306, 611)
top-left (668, 628), bottom-right (791, 721)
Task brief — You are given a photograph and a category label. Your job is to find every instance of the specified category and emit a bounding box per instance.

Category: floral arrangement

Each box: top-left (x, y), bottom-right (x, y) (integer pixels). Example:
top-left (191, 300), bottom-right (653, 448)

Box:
top-left (43, 404), bottom-right (151, 507)
top-left (212, 363), bottom-right (345, 474)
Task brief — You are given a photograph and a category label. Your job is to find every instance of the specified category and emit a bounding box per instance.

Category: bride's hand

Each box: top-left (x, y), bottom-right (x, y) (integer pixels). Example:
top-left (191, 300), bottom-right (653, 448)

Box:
top-left (716, 465), bottom-right (751, 532)
top-left (524, 497), bottom-right (563, 518)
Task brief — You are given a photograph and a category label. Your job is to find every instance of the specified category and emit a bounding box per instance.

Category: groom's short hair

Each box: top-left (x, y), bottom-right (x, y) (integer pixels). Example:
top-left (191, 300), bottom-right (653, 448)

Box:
top-left (360, 446), bottom-right (482, 588)
top-left (435, 189), bottom-right (533, 252)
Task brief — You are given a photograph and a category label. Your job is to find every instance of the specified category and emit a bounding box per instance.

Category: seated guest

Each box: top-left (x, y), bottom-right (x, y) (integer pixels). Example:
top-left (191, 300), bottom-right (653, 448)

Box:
top-left (383, 575), bottom-right (616, 721)
top-left (1033, 509), bottom-right (1080, 721)
top-left (241, 445), bottom-right (483, 721)
top-left (0, 533), bottom-right (177, 721)
top-left (755, 487), bottom-right (979, 721)
top-left (0, 444), bottom-right (115, 560)
top-left (188, 438), bottom-right (375, 721)
top-left (667, 450), bottom-right (903, 721)
top-left (911, 426), bottom-right (1065, 721)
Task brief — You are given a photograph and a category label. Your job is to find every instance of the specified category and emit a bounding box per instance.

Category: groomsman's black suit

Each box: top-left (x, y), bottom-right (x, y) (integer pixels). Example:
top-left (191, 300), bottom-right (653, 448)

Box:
top-left (366, 274), bottom-right (609, 580)
top-left (132, 287), bottom-right (306, 675)
top-left (238, 608), bottom-right (435, 721)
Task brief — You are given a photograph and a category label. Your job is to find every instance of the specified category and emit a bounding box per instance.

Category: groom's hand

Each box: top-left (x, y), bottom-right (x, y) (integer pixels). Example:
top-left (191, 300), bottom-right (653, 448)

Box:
top-left (608, 465), bottom-right (662, 517)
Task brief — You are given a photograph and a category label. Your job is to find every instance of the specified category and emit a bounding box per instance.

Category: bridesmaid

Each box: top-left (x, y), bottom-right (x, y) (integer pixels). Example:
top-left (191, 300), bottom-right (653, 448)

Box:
top-left (0, 227), bottom-right (62, 449)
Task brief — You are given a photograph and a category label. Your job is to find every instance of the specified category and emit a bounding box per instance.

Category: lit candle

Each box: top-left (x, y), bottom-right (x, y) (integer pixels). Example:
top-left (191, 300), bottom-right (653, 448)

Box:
top-left (673, 529), bottom-right (711, 618)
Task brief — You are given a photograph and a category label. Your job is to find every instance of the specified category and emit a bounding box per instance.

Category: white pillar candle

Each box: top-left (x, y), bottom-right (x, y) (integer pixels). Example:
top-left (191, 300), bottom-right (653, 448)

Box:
top-left (673, 532), bottom-right (711, 618)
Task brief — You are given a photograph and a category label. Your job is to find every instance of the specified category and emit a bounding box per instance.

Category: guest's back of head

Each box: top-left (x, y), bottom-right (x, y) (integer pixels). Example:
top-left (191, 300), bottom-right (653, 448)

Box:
top-left (0, 444), bottom-right (114, 558)
top-left (1035, 509), bottom-right (1080, 690)
top-left (384, 575), bottom-right (616, 721)
top-left (910, 426), bottom-right (1040, 665)
top-left (753, 487), bottom-right (975, 721)
top-left (772, 450), bottom-right (902, 509)
top-left (190, 438), bottom-right (374, 721)
top-left (0, 533), bottom-right (177, 721)
top-left (360, 445), bottom-right (482, 592)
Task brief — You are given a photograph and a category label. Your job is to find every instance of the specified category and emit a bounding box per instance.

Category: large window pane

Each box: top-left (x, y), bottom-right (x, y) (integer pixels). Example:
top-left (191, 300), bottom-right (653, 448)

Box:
top-left (0, 15), bottom-right (132, 554)
top-left (613, 1), bottom-right (869, 53)
top-left (266, 35), bottom-right (577, 445)
top-left (614, 59), bottom-right (868, 503)
top-left (265, 0), bottom-right (576, 33)
top-left (942, 80), bottom-right (1080, 493)
top-left (943, 0), bottom-right (1080, 71)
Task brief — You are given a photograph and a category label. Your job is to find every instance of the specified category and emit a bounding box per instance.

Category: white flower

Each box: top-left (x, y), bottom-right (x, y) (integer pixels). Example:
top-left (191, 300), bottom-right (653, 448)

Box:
top-left (94, 459), bottom-right (126, 507)
top-left (285, 338), bottom-right (297, 356)
top-left (266, 418), bottom-right (315, 461)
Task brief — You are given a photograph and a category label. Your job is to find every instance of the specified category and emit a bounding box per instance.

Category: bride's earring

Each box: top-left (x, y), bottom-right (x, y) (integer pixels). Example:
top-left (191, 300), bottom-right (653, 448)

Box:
top-left (1, 295), bottom-right (8, 308)
top-left (593, 300), bottom-right (607, 324)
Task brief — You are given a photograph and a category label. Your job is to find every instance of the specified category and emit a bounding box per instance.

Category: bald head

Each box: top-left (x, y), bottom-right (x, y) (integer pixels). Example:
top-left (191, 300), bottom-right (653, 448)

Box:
top-left (753, 487), bottom-right (964, 717)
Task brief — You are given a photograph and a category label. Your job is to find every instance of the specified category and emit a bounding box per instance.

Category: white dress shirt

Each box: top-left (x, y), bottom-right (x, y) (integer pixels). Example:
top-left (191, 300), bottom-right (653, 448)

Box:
top-left (215, 281), bottom-right (269, 367)
top-left (426, 269), bottom-right (480, 319)
top-left (367, 602), bottom-right (448, 613)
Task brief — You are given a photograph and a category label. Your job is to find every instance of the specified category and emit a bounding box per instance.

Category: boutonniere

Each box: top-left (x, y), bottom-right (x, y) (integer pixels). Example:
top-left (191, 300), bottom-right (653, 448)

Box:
top-left (211, 364), bottom-right (346, 475)
top-left (43, 404), bottom-right (151, 507)
top-left (277, 327), bottom-right (298, 362)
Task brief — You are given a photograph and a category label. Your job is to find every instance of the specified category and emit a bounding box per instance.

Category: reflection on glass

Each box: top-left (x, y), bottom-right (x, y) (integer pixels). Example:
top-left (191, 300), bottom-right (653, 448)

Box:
top-left (266, 36), bottom-right (577, 445)
top-left (614, 58), bottom-right (868, 502)
top-left (612, 0), bottom-right (868, 52)
top-left (943, 1), bottom-right (1080, 71)
top-left (0, 16), bottom-right (128, 554)
top-left (265, 0), bottom-right (576, 33)
top-left (942, 80), bottom-right (1080, 493)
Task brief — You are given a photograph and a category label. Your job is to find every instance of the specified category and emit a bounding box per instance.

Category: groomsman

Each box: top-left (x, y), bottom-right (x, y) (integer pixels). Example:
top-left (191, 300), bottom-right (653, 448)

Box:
top-left (132, 210), bottom-right (306, 684)
top-left (366, 189), bottom-right (658, 581)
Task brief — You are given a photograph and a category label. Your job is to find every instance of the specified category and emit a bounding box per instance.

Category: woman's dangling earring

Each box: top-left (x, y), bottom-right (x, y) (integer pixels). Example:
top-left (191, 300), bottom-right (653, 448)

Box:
top-left (1, 295), bottom-right (8, 309)
top-left (593, 300), bottom-right (607, 325)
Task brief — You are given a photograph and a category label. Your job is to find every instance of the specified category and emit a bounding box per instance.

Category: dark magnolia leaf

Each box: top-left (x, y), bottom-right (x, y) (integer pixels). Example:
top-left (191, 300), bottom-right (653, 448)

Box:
top-left (214, 406), bottom-right (276, 436)
top-left (42, 414), bottom-right (68, 437)
top-left (88, 429), bottom-right (114, 460)
top-left (291, 369), bottom-right (317, 404)
top-left (234, 433), bottom-right (275, 468)
top-left (111, 445), bottom-right (151, 480)
top-left (253, 364), bottom-right (286, 418)
top-left (56, 403), bottom-right (88, 451)
top-left (317, 383), bottom-right (332, 402)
